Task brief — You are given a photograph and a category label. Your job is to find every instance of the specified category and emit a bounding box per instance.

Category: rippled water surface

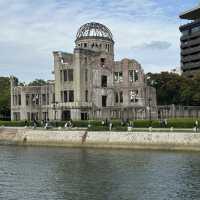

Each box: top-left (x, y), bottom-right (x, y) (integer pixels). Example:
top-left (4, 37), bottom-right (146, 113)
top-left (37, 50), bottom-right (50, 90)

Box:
top-left (0, 146), bottom-right (200, 200)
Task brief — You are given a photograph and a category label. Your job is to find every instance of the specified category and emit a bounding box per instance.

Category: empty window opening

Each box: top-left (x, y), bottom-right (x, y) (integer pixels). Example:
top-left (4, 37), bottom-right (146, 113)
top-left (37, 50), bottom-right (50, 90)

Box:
top-left (100, 58), bottom-right (105, 67)
top-left (120, 91), bottom-right (123, 103)
top-left (101, 75), bottom-right (107, 87)
top-left (84, 57), bottom-right (88, 64)
top-left (63, 69), bottom-right (73, 82)
top-left (81, 112), bottom-right (88, 120)
top-left (64, 91), bottom-right (68, 102)
top-left (129, 70), bottom-right (139, 82)
top-left (115, 92), bottom-right (118, 103)
top-left (62, 110), bottom-right (71, 121)
top-left (114, 72), bottom-right (123, 82)
top-left (69, 90), bottom-right (74, 102)
top-left (85, 90), bottom-right (88, 102)
top-left (26, 94), bottom-right (29, 105)
top-left (68, 69), bottom-right (73, 81)
top-left (130, 90), bottom-right (139, 103)
top-left (102, 96), bottom-right (107, 107)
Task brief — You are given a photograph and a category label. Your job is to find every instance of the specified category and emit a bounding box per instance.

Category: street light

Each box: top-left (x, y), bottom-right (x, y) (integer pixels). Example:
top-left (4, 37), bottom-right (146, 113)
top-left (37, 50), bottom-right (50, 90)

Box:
top-left (147, 97), bottom-right (152, 127)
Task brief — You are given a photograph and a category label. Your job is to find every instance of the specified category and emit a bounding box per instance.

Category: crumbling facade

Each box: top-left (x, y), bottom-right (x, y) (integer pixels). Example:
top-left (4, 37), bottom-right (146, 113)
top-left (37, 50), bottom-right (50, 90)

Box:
top-left (11, 22), bottom-right (157, 121)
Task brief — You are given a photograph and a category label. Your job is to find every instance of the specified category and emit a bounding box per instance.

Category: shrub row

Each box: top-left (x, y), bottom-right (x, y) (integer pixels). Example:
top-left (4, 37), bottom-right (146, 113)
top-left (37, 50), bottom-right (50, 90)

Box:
top-left (0, 118), bottom-right (199, 129)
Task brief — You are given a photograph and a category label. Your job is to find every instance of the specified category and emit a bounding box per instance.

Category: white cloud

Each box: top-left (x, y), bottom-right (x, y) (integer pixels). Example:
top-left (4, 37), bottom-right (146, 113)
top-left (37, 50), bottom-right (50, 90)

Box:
top-left (0, 0), bottom-right (188, 81)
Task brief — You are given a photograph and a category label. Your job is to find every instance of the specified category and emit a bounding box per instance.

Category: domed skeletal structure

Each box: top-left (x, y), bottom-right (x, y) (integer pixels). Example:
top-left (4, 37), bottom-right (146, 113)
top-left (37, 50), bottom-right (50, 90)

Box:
top-left (76, 22), bottom-right (113, 42)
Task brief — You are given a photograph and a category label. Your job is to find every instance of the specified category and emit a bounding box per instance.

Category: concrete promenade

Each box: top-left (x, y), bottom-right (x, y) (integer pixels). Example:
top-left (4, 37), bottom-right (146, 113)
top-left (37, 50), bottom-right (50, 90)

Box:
top-left (1, 127), bottom-right (200, 151)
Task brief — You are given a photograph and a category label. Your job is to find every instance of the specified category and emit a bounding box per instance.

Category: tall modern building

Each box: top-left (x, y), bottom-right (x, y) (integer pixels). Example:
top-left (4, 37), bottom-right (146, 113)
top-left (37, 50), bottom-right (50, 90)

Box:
top-left (11, 22), bottom-right (157, 121)
top-left (180, 4), bottom-right (200, 77)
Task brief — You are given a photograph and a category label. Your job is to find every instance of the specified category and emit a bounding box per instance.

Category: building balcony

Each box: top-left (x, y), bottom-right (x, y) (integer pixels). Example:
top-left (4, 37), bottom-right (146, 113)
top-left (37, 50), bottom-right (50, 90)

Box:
top-left (180, 20), bottom-right (200, 31)
top-left (182, 61), bottom-right (200, 71)
top-left (181, 37), bottom-right (200, 48)
top-left (181, 46), bottom-right (200, 56)
top-left (181, 54), bottom-right (200, 63)
top-left (181, 31), bottom-right (200, 41)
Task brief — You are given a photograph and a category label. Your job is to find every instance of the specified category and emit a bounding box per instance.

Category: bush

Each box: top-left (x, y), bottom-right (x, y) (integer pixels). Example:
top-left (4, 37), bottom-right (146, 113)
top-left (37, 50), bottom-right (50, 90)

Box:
top-left (0, 118), bottom-right (199, 129)
top-left (0, 121), bottom-right (26, 127)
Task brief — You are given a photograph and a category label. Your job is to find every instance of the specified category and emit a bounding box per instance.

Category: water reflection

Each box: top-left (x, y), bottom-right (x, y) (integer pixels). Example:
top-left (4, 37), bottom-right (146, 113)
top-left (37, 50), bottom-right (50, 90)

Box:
top-left (0, 146), bottom-right (200, 200)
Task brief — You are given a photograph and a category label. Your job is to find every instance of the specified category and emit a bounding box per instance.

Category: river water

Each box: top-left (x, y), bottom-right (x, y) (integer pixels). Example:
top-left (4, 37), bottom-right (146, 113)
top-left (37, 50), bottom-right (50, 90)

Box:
top-left (0, 146), bottom-right (200, 200)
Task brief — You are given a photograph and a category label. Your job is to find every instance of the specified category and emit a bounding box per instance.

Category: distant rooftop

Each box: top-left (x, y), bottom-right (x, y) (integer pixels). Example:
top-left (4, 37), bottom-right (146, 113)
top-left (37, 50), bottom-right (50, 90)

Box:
top-left (180, 5), bottom-right (200, 20)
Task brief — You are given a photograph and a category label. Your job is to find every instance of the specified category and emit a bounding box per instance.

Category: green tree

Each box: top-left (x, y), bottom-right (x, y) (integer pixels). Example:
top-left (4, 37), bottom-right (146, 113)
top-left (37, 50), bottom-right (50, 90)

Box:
top-left (0, 77), bottom-right (11, 118)
top-left (28, 79), bottom-right (46, 86)
top-left (147, 72), bottom-right (200, 106)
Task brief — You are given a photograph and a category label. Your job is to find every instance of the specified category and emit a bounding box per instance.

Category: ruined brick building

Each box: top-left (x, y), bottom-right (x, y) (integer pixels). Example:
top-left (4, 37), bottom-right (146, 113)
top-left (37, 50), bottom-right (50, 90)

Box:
top-left (11, 22), bottom-right (157, 121)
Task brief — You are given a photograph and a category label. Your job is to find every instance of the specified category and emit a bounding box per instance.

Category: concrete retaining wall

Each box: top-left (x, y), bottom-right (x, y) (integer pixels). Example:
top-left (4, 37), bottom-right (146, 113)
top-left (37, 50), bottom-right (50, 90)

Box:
top-left (1, 127), bottom-right (200, 151)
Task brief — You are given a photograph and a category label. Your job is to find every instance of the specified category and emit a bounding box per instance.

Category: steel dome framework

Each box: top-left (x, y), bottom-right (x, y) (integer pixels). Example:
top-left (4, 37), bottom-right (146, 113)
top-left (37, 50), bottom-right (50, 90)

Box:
top-left (76, 22), bottom-right (113, 41)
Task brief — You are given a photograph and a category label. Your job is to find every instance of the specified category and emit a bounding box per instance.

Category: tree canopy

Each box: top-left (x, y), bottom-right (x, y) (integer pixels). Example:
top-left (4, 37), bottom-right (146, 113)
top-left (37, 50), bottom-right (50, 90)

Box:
top-left (147, 72), bottom-right (200, 106)
top-left (28, 79), bottom-right (47, 86)
top-left (0, 77), bottom-right (11, 118)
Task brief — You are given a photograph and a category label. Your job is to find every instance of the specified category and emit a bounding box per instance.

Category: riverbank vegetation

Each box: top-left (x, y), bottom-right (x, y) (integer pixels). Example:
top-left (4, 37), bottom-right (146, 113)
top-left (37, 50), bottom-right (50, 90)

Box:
top-left (0, 77), bottom-right (11, 120)
top-left (147, 72), bottom-right (200, 106)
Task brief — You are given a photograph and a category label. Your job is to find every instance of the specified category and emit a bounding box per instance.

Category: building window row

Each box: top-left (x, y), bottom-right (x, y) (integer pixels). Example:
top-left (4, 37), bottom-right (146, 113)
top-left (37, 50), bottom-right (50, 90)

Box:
top-left (13, 94), bottom-right (21, 106)
top-left (78, 42), bottom-right (112, 52)
top-left (25, 94), bottom-right (50, 106)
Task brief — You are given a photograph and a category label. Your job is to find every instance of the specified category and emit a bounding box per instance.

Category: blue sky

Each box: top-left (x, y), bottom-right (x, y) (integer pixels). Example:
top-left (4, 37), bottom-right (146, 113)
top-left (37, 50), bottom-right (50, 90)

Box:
top-left (0, 0), bottom-right (199, 82)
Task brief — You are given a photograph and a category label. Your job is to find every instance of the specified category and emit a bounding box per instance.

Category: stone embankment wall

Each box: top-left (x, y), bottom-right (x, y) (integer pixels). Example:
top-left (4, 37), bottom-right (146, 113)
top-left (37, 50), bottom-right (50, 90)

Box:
top-left (1, 127), bottom-right (200, 151)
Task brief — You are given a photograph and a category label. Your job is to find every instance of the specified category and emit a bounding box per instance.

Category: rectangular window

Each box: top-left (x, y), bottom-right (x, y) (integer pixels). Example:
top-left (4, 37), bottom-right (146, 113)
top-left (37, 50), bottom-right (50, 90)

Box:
top-left (46, 94), bottom-right (49, 105)
top-left (18, 95), bottom-right (21, 106)
top-left (114, 72), bottom-right (118, 82)
top-left (60, 70), bottom-right (63, 82)
top-left (42, 94), bottom-right (46, 105)
top-left (81, 112), bottom-right (88, 120)
top-left (100, 58), bottom-right (105, 67)
top-left (64, 91), bottom-right (68, 102)
top-left (119, 72), bottom-right (123, 82)
top-left (35, 94), bottom-right (39, 105)
top-left (101, 75), bottom-right (107, 87)
top-left (114, 72), bottom-right (123, 82)
top-left (26, 94), bottom-right (29, 105)
top-left (130, 90), bottom-right (138, 103)
top-left (84, 57), bottom-right (88, 64)
top-left (134, 70), bottom-right (139, 81)
top-left (102, 95), bottom-right (107, 107)
top-left (53, 93), bottom-right (55, 103)
top-left (68, 69), bottom-right (73, 81)
top-left (85, 90), bottom-right (88, 102)
top-left (120, 91), bottom-right (123, 103)
top-left (61, 91), bottom-right (63, 103)
top-left (64, 70), bottom-right (67, 81)
top-left (129, 70), bottom-right (138, 82)
top-left (63, 69), bottom-right (73, 82)
top-left (69, 90), bottom-right (74, 102)
top-left (115, 92), bottom-right (118, 103)
top-left (85, 69), bottom-right (88, 82)
top-left (129, 70), bottom-right (134, 82)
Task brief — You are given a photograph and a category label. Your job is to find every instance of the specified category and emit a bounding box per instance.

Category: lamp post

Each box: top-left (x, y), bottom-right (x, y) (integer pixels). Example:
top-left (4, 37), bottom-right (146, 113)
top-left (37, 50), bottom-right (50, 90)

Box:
top-left (148, 97), bottom-right (152, 126)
